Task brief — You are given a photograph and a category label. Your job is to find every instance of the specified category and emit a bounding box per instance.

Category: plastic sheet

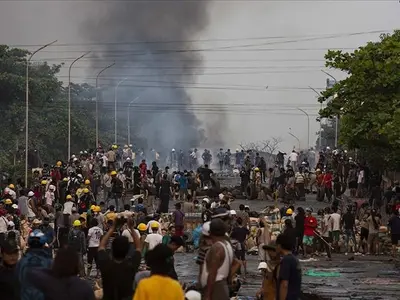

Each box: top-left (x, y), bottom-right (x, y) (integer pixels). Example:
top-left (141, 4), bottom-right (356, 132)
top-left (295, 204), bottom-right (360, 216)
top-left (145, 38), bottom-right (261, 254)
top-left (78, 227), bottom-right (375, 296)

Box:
top-left (304, 269), bottom-right (341, 277)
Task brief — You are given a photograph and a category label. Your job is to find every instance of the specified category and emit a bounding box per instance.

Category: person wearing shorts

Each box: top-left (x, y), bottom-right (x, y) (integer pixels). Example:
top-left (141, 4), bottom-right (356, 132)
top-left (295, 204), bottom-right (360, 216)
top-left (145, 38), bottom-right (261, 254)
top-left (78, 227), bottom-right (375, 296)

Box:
top-left (303, 208), bottom-right (317, 256)
top-left (388, 210), bottom-right (400, 258)
top-left (302, 235), bottom-right (314, 247)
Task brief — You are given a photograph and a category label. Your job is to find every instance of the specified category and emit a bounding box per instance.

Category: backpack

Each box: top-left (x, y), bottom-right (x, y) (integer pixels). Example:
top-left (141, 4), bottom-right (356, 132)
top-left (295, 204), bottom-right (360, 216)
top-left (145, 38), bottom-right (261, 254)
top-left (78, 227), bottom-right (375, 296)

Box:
top-left (68, 230), bottom-right (81, 252)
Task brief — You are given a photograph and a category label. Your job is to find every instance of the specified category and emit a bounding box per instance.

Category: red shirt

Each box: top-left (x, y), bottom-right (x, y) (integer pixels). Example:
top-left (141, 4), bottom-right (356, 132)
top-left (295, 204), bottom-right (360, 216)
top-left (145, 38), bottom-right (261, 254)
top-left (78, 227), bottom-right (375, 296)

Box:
top-left (323, 173), bottom-right (332, 189)
top-left (304, 216), bottom-right (317, 236)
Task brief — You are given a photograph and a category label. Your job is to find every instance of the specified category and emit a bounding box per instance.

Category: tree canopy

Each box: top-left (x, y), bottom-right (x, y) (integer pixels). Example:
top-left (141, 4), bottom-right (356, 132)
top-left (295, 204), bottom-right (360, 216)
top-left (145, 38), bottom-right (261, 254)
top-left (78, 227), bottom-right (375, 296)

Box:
top-left (318, 30), bottom-right (400, 170)
top-left (0, 45), bottom-right (123, 177)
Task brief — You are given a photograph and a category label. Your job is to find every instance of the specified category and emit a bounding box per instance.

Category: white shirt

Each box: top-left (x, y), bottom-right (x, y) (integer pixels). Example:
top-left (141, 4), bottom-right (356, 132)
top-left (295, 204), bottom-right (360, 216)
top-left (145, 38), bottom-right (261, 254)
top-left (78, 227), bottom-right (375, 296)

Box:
top-left (122, 228), bottom-right (140, 243)
top-left (88, 226), bottom-right (103, 248)
top-left (144, 233), bottom-right (163, 250)
top-left (63, 201), bottom-right (74, 215)
top-left (102, 155), bottom-right (108, 167)
top-left (357, 170), bottom-right (364, 184)
top-left (289, 152), bottom-right (298, 162)
top-left (330, 213), bottom-right (341, 231)
top-left (0, 216), bottom-right (8, 233)
top-left (322, 214), bottom-right (332, 237)
top-left (45, 191), bottom-right (55, 206)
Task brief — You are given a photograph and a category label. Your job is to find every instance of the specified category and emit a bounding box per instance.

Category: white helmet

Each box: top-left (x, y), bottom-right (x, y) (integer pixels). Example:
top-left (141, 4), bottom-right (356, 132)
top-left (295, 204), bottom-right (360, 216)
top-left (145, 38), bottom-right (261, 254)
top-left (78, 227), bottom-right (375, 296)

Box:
top-left (172, 148), bottom-right (175, 152)
top-left (202, 221), bottom-right (211, 236)
top-left (28, 191), bottom-right (34, 197)
top-left (202, 197), bottom-right (210, 203)
top-left (185, 290), bottom-right (202, 300)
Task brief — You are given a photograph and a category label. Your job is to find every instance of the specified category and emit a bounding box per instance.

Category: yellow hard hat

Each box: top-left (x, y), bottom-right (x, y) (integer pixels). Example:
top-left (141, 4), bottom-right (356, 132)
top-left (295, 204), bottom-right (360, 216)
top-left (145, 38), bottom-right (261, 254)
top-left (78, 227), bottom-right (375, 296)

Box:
top-left (286, 208), bottom-right (293, 215)
top-left (90, 205), bottom-right (96, 211)
top-left (73, 220), bottom-right (81, 227)
top-left (41, 180), bottom-right (47, 185)
top-left (112, 144), bottom-right (118, 149)
top-left (83, 188), bottom-right (89, 194)
top-left (8, 184), bottom-right (15, 189)
top-left (63, 177), bottom-right (68, 182)
top-left (56, 161), bottom-right (62, 167)
top-left (4, 199), bottom-right (12, 205)
top-left (84, 179), bottom-right (90, 185)
top-left (150, 222), bottom-right (159, 229)
top-left (254, 167), bottom-right (260, 172)
top-left (110, 170), bottom-right (117, 176)
top-left (137, 223), bottom-right (147, 231)
top-left (66, 195), bottom-right (72, 200)
top-left (94, 206), bottom-right (101, 212)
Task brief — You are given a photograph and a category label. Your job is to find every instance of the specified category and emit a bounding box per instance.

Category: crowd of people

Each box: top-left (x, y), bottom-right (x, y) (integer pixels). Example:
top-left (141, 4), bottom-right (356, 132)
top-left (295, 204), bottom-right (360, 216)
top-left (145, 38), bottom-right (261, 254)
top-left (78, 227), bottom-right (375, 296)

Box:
top-left (0, 144), bottom-right (400, 300)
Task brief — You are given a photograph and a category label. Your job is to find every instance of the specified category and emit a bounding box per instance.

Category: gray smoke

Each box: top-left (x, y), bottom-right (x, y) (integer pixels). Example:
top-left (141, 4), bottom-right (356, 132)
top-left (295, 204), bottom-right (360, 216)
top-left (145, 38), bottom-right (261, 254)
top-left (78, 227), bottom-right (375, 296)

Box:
top-left (82, 0), bottom-right (212, 152)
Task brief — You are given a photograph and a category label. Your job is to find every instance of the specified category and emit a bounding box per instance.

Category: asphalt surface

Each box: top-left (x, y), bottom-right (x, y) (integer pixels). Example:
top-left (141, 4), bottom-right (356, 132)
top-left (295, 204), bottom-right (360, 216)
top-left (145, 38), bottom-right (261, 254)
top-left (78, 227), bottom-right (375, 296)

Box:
top-left (175, 176), bottom-right (400, 300)
top-left (112, 175), bottom-right (400, 299)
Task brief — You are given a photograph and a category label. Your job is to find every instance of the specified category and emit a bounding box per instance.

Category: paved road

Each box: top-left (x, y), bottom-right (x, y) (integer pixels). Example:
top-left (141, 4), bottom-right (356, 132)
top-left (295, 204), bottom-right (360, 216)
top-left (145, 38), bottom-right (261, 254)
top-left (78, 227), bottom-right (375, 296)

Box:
top-left (177, 187), bottom-right (400, 299)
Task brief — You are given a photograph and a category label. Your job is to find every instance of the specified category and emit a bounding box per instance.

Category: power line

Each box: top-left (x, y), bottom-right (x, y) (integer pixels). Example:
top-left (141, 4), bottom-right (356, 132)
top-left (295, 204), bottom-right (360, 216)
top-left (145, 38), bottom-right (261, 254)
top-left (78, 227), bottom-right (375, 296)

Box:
top-left (57, 65), bottom-right (325, 70)
top-left (33, 58), bottom-right (326, 63)
top-left (14, 29), bottom-right (389, 48)
top-left (55, 69), bottom-right (323, 79)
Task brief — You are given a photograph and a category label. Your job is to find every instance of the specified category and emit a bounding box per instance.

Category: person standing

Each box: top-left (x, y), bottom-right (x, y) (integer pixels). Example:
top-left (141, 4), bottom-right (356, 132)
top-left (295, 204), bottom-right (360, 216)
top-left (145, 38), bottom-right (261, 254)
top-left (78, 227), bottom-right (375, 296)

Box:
top-left (388, 209), bottom-right (400, 258)
top-left (329, 207), bottom-right (341, 252)
top-left (276, 234), bottom-right (302, 300)
top-left (231, 217), bottom-right (249, 275)
top-left (0, 239), bottom-right (20, 300)
top-left (303, 208), bottom-right (317, 257)
top-left (201, 219), bottom-right (234, 300)
top-left (68, 220), bottom-right (86, 277)
top-left (87, 218), bottom-right (103, 277)
top-left (367, 209), bottom-right (381, 255)
top-left (172, 203), bottom-right (185, 237)
top-left (98, 217), bottom-right (142, 300)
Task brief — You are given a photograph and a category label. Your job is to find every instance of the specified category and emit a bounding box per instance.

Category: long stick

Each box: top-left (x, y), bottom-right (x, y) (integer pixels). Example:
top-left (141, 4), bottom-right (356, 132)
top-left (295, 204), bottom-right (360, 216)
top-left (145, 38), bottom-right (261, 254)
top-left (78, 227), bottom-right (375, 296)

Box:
top-left (313, 230), bottom-right (334, 250)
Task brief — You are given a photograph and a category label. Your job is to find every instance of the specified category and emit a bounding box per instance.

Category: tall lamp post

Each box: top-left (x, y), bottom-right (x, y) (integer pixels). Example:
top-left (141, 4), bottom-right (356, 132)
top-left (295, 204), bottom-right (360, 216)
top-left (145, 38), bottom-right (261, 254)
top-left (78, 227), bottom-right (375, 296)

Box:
top-left (296, 107), bottom-right (310, 149)
top-left (68, 51), bottom-right (90, 159)
top-left (322, 70), bottom-right (339, 147)
top-left (95, 63), bottom-right (115, 149)
top-left (308, 86), bottom-right (322, 150)
top-left (127, 96), bottom-right (140, 145)
top-left (288, 128), bottom-right (301, 150)
top-left (114, 78), bottom-right (128, 144)
top-left (25, 40), bottom-right (57, 188)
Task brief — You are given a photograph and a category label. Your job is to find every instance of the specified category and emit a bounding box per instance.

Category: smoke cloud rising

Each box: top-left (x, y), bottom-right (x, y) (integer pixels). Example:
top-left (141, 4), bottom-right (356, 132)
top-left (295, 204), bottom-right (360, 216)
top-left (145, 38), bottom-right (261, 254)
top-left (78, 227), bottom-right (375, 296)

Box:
top-left (82, 1), bottom-right (212, 152)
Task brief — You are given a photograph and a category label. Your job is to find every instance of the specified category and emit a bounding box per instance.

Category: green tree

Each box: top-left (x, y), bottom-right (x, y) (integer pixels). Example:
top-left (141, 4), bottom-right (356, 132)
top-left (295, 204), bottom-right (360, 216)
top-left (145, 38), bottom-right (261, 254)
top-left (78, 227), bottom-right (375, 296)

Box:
top-left (318, 30), bottom-right (400, 170)
top-left (0, 45), bottom-right (117, 179)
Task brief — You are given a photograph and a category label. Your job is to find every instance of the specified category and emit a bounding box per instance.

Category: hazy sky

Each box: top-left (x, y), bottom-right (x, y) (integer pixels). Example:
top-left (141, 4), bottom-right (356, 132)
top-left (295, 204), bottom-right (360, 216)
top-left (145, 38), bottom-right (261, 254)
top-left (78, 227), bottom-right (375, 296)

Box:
top-left (1, 0), bottom-right (399, 152)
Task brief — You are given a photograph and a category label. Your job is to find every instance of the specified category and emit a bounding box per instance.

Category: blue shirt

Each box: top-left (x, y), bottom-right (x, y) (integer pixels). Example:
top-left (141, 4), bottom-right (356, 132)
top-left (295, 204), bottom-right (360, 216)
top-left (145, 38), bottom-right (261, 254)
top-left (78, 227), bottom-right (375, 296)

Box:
top-left (277, 254), bottom-right (302, 300)
top-left (179, 176), bottom-right (188, 189)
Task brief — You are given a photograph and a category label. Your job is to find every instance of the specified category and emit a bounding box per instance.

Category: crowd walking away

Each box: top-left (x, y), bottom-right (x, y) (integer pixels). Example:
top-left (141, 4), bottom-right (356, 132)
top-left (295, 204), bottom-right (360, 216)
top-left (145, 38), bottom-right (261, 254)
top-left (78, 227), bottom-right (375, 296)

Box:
top-left (0, 144), bottom-right (400, 300)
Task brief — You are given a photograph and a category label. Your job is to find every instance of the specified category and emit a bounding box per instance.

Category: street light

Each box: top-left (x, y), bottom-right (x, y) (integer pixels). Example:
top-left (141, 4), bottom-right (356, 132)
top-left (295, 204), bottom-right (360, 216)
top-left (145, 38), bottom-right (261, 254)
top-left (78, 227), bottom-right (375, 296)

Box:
top-left (296, 108), bottom-right (310, 149)
top-left (25, 40), bottom-right (57, 188)
top-left (309, 86), bottom-right (323, 150)
top-left (127, 96), bottom-right (140, 145)
top-left (95, 62), bottom-right (115, 149)
top-left (114, 78), bottom-right (128, 144)
top-left (68, 51), bottom-right (90, 159)
top-left (321, 70), bottom-right (339, 148)
top-left (288, 128), bottom-right (301, 150)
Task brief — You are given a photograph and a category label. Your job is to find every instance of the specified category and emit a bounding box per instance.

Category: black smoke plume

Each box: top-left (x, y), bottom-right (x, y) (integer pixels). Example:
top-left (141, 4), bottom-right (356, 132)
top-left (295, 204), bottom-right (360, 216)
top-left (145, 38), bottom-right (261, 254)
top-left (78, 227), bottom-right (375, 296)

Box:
top-left (82, 0), bottom-right (212, 153)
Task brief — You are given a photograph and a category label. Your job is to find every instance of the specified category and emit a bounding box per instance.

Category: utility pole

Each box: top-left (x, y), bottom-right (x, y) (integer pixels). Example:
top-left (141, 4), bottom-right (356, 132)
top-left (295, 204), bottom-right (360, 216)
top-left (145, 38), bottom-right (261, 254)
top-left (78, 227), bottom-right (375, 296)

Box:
top-left (95, 63), bottom-right (115, 149)
top-left (25, 40), bottom-right (57, 187)
top-left (68, 51), bottom-right (90, 160)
